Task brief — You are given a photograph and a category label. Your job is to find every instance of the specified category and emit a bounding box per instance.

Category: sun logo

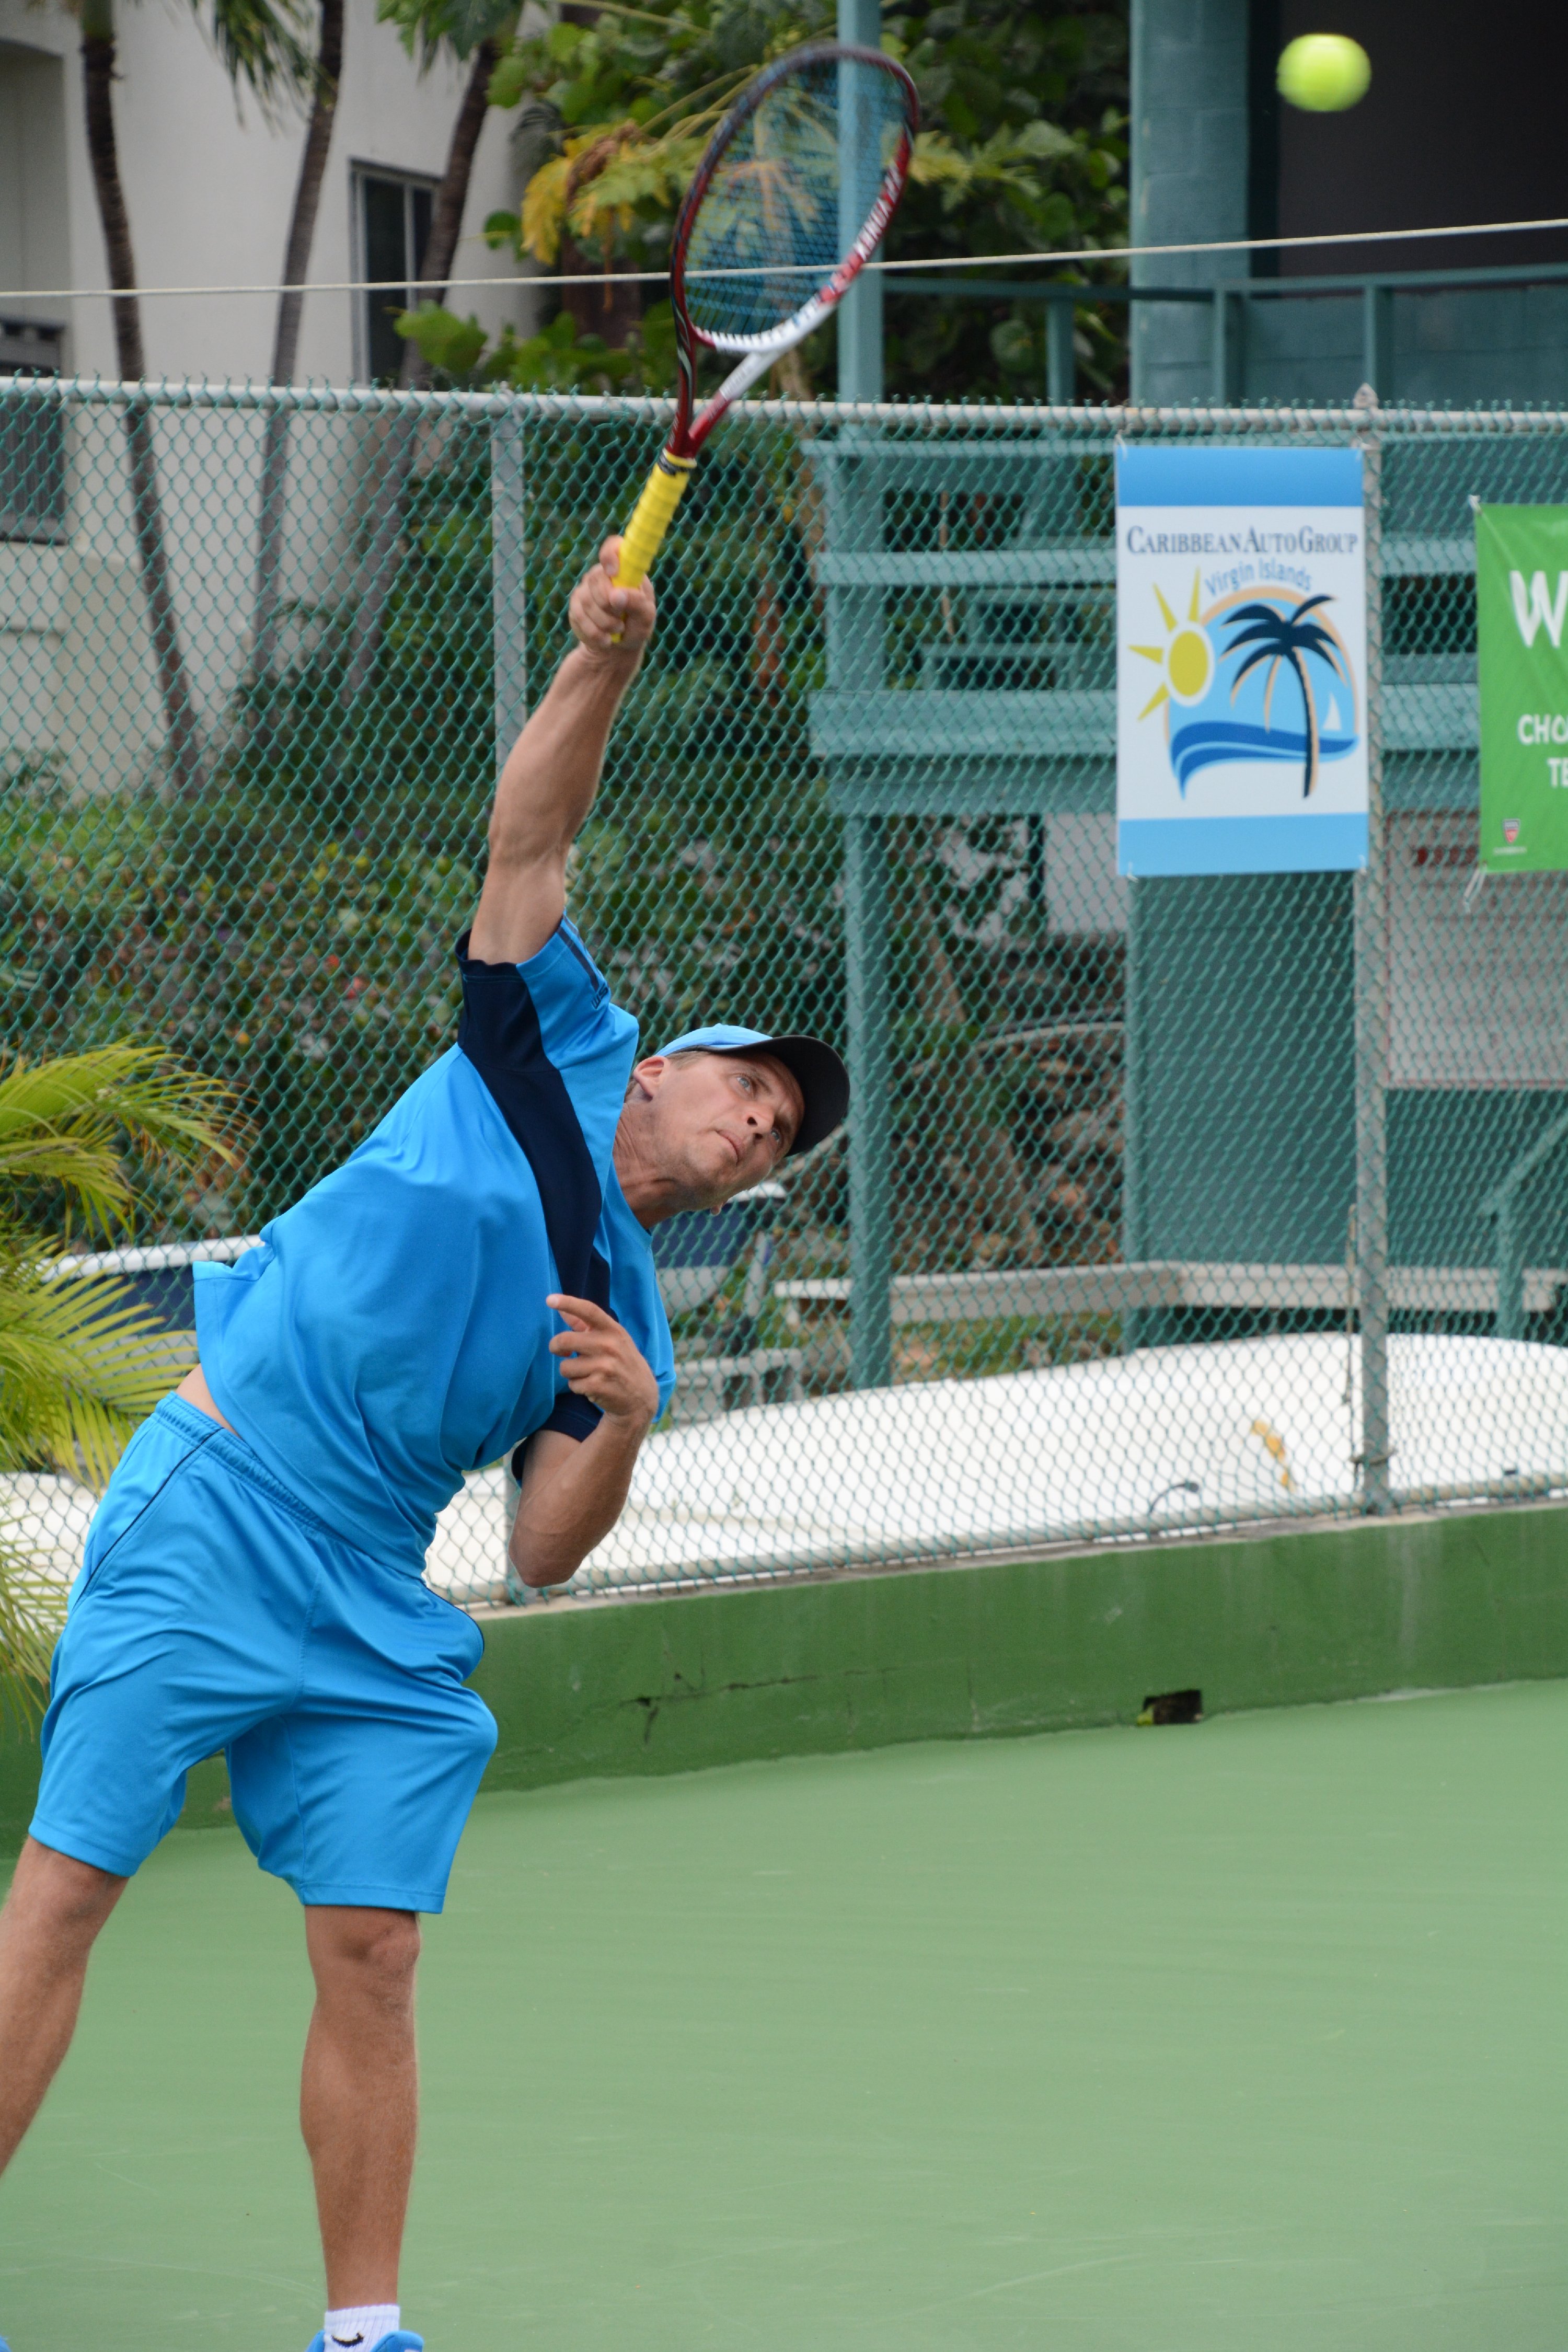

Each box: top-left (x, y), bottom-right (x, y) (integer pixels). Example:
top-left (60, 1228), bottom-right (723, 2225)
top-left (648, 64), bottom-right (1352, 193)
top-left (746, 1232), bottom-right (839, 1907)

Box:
top-left (1132, 571), bottom-right (1216, 717)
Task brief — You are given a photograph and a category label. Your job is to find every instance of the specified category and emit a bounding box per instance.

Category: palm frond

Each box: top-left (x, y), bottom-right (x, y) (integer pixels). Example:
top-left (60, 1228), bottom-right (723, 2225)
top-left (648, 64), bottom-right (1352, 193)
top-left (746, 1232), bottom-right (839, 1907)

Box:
top-left (1230, 642), bottom-right (1283, 686)
top-left (0, 1043), bottom-right (243, 1723)
top-left (0, 1260), bottom-right (178, 1488)
top-left (203, 0), bottom-right (318, 111)
top-left (1224, 618), bottom-right (1293, 654)
top-left (0, 1045), bottom-right (243, 1242)
top-left (0, 1527), bottom-right (66, 1730)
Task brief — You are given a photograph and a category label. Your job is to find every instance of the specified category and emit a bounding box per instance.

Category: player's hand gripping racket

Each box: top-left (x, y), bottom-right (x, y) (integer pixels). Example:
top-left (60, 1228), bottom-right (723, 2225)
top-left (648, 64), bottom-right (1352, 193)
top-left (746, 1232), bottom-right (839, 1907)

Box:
top-left (613, 42), bottom-right (918, 600)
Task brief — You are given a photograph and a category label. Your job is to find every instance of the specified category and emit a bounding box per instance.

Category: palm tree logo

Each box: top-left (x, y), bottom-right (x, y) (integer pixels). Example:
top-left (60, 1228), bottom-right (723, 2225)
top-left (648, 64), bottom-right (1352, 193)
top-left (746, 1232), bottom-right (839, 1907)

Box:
top-left (1223, 593), bottom-right (1352, 798)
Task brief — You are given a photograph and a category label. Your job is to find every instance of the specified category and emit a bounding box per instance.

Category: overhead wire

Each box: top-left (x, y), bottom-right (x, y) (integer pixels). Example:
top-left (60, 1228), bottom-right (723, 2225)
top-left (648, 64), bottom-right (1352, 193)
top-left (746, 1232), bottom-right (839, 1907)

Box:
top-left (3, 211), bottom-right (1568, 307)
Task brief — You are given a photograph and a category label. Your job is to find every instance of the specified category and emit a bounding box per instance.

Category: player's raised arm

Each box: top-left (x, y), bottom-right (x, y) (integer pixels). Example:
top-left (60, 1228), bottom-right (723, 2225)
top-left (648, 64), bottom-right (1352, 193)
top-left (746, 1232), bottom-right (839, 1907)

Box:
top-left (467, 538), bottom-right (656, 965)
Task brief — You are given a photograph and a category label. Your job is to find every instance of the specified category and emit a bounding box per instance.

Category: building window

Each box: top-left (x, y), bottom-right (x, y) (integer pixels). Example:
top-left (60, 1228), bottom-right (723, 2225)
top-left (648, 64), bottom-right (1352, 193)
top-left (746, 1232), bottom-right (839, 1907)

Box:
top-left (0, 318), bottom-right (66, 543)
top-left (353, 168), bottom-right (434, 383)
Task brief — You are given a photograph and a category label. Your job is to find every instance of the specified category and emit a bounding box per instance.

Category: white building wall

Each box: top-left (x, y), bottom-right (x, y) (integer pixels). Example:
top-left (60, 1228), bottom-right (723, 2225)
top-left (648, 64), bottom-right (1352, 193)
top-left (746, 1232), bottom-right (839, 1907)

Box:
top-left (0, 0), bottom-right (531, 384)
top-left (0, 0), bottom-right (537, 786)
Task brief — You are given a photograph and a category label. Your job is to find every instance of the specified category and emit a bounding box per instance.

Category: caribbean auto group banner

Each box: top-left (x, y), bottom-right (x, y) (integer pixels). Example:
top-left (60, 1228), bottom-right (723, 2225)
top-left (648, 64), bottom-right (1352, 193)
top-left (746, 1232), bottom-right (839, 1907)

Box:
top-left (1477, 505), bottom-right (1568, 871)
top-left (1115, 445), bottom-right (1368, 875)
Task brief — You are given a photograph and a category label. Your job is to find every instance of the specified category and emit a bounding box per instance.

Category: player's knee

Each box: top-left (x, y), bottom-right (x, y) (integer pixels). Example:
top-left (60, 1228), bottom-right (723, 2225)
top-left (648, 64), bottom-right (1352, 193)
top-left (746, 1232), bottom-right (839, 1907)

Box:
top-left (314, 1907), bottom-right (421, 2007)
top-left (360, 1912), bottom-right (421, 2004)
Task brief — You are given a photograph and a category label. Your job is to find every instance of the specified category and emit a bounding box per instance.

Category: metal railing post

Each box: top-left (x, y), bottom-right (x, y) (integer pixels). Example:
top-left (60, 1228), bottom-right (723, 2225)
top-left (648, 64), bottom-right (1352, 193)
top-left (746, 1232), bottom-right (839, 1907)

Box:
top-left (836, 0), bottom-right (884, 402)
top-left (1495, 1194), bottom-right (1525, 1342)
top-left (1046, 298), bottom-right (1076, 404)
top-left (1480, 1105), bottom-right (1568, 1339)
top-left (1361, 283), bottom-right (1393, 399)
top-left (490, 403), bottom-right (527, 770)
top-left (491, 401), bottom-right (531, 1601)
top-left (846, 814), bottom-right (893, 1389)
top-left (1353, 385), bottom-right (1392, 1513)
top-left (1209, 287), bottom-right (1241, 402)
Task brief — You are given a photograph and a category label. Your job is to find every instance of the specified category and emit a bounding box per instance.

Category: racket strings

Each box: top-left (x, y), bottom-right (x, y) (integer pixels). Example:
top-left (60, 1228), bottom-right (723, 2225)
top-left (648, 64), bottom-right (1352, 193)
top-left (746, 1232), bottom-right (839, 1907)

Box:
top-left (683, 55), bottom-right (910, 347)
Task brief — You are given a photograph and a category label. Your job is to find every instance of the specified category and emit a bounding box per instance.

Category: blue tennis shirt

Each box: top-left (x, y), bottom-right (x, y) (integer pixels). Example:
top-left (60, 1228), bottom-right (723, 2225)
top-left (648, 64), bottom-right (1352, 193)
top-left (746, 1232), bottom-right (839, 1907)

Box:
top-left (194, 922), bottom-right (675, 1567)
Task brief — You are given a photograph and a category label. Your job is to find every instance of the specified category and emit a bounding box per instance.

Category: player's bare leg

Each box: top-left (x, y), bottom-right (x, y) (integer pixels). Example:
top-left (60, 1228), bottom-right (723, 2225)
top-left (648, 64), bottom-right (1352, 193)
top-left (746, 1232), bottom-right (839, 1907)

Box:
top-left (301, 1906), bottom-right (421, 2307)
top-left (0, 1838), bottom-right (126, 2174)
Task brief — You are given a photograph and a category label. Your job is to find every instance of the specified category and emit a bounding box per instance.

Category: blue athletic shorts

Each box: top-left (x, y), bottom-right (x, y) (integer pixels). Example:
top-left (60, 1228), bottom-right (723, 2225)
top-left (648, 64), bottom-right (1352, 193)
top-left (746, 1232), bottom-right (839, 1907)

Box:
top-left (31, 1397), bottom-right (498, 1911)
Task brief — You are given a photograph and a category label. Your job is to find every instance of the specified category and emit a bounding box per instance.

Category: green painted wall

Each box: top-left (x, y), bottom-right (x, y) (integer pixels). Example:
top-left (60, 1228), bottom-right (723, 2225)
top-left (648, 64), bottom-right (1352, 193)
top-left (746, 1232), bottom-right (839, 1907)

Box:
top-left (4, 1498), bottom-right (1564, 1858)
top-left (471, 1501), bottom-right (1568, 1793)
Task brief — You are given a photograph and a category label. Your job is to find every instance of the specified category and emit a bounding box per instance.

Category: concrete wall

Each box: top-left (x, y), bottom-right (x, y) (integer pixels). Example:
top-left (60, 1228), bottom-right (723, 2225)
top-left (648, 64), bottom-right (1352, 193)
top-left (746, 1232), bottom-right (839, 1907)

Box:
top-left (4, 1500), bottom-right (1566, 1852)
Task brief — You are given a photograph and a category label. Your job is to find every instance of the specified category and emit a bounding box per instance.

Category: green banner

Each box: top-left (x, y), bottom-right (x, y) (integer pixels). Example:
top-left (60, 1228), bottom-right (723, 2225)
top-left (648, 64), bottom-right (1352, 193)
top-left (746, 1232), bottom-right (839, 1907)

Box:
top-left (1478, 503), bottom-right (1568, 870)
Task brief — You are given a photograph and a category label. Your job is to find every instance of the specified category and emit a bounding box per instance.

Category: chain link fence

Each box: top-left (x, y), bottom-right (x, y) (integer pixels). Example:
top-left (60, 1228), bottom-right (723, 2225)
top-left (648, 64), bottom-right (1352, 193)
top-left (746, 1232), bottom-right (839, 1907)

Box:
top-left (7, 377), bottom-right (1568, 1608)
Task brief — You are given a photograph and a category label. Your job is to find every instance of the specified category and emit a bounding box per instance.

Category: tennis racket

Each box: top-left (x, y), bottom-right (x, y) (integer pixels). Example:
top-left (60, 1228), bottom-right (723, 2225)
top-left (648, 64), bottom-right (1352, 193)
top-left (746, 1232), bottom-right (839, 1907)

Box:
top-left (612, 42), bottom-right (919, 596)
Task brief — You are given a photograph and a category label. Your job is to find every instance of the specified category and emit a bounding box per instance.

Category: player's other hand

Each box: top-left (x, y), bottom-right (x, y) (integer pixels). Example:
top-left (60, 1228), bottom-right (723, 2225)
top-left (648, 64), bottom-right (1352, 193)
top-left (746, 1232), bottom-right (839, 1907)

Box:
top-left (547, 1294), bottom-right (661, 1427)
top-left (570, 538), bottom-right (655, 664)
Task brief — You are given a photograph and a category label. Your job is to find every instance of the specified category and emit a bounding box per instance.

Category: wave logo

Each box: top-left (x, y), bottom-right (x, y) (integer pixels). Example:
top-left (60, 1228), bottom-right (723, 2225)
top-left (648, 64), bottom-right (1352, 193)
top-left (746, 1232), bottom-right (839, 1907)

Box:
top-left (1132, 573), bottom-right (1359, 798)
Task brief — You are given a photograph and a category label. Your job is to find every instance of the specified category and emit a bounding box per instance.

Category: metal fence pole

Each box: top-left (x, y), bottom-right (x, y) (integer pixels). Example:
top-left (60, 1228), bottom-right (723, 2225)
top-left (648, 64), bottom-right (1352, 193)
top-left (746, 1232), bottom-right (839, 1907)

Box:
top-left (1353, 386), bottom-right (1392, 1513)
top-left (491, 401), bottom-right (530, 1597)
top-left (846, 813), bottom-right (893, 1389)
top-left (836, 0), bottom-right (884, 401)
top-left (490, 404), bottom-right (528, 769)
top-left (1361, 285), bottom-right (1394, 400)
top-left (1046, 299), bottom-right (1076, 404)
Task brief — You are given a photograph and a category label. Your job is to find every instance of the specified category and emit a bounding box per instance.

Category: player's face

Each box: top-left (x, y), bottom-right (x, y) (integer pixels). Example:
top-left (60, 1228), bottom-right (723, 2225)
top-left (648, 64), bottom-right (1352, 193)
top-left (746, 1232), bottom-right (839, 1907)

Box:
top-left (646, 1051), bottom-right (802, 1203)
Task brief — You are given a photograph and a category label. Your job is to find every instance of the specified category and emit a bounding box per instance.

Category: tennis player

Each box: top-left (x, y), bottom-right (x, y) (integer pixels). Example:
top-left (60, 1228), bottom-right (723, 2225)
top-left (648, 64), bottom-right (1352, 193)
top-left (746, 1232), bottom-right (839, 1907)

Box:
top-left (0, 542), bottom-right (847, 2352)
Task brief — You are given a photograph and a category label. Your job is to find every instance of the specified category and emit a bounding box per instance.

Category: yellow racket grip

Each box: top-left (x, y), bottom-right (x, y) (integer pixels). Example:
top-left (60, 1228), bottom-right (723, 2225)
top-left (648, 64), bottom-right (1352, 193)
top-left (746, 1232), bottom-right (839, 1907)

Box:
top-left (614, 449), bottom-right (696, 591)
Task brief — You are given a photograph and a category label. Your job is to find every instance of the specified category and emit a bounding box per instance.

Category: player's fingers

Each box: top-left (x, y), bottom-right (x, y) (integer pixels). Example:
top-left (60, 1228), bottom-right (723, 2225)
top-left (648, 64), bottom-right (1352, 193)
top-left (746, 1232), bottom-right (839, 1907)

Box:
top-left (573, 584), bottom-right (622, 642)
top-left (548, 1293), bottom-right (614, 1330)
top-left (621, 578), bottom-right (655, 637)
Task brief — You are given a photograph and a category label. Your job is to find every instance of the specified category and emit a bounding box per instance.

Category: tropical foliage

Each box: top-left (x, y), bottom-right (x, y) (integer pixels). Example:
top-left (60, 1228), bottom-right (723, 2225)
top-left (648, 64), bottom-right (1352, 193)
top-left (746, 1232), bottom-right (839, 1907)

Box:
top-left (0, 1048), bottom-right (240, 1719)
top-left (401, 0), bottom-right (1127, 399)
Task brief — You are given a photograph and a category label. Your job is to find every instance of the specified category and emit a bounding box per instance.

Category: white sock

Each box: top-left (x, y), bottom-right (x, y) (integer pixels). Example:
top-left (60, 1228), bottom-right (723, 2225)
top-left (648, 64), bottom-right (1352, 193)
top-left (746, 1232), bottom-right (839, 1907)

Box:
top-left (324, 2307), bottom-right (400, 2351)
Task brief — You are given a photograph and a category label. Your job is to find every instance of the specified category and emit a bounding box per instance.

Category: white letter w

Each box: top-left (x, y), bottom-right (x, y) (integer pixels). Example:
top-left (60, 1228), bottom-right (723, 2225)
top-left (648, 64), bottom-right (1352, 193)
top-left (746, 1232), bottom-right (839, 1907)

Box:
top-left (1510, 569), bottom-right (1568, 648)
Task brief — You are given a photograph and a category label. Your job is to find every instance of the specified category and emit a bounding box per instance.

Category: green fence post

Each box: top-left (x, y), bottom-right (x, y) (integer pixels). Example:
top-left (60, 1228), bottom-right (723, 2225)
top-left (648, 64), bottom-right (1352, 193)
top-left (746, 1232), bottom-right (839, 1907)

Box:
top-left (490, 403), bottom-right (528, 769)
top-left (1361, 284), bottom-right (1394, 400)
top-left (1121, 877), bottom-right (1146, 1354)
top-left (836, 0), bottom-right (884, 402)
top-left (823, 367), bottom-right (891, 1387)
top-left (846, 813), bottom-right (893, 1389)
top-left (1353, 389), bottom-right (1392, 1513)
top-left (1495, 1194), bottom-right (1525, 1342)
top-left (1480, 1105), bottom-right (1568, 1340)
top-left (1047, 299), bottom-right (1076, 404)
top-left (1209, 288), bottom-right (1240, 402)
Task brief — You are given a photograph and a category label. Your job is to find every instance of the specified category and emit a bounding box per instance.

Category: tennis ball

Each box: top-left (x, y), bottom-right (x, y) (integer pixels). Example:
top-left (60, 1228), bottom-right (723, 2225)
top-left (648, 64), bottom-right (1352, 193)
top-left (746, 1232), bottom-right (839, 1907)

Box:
top-left (1276, 32), bottom-right (1371, 112)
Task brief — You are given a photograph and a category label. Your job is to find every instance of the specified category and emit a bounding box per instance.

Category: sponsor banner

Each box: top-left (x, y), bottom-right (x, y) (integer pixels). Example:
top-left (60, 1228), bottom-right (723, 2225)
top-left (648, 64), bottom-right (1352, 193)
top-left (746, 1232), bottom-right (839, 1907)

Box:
top-left (1115, 445), bottom-right (1369, 877)
top-left (1477, 505), bottom-right (1568, 872)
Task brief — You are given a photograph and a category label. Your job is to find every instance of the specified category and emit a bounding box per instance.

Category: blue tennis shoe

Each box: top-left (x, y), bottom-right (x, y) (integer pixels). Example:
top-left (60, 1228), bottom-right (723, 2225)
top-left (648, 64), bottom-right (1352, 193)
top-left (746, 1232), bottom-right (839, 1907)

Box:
top-left (306, 2337), bottom-right (423, 2351)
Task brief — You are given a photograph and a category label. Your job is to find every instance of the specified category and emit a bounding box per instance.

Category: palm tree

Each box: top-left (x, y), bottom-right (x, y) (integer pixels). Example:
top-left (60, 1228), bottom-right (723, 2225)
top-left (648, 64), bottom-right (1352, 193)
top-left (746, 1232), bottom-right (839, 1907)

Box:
top-left (254, 0), bottom-right (347, 682)
top-left (1223, 593), bottom-right (1352, 799)
top-left (0, 1047), bottom-right (240, 1721)
top-left (72, 0), bottom-right (314, 791)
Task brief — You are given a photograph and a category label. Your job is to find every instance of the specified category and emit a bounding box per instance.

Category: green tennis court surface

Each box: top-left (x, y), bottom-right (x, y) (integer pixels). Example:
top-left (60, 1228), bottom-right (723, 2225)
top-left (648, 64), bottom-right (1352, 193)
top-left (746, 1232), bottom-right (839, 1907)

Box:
top-left (2, 1680), bottom-right (1564, 2351)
